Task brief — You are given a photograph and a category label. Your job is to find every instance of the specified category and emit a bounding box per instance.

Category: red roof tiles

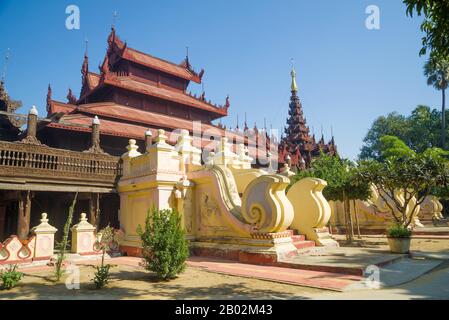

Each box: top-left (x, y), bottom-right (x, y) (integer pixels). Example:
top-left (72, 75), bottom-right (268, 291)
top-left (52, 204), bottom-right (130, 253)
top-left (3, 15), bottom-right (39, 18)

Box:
top-left (76, 102), bottom-right (225, 134)
top-left (48, 100), bottom-right (76, 115)
top-left (103, 75), bottom-right (227, 116)
top-left (87, 72), bottom-right (100, 90)
top-left (123, 47), bottom-right (201, 84)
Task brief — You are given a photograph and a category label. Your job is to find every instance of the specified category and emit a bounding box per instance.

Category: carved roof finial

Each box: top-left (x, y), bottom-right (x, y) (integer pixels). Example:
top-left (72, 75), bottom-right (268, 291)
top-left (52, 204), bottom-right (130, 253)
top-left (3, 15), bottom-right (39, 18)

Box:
top-left (108, 24), bottom-right (116, 46)
top-left (81, 49), bottom-right (89, 78)
top-left (185, 46), bottom-right (190, 69)
top-left (225, 95), bottom-right (230, 109)
top-left (67, 88), bottom-right (77, 104)
top-left (244, 112), bottom-right (249, 132)
top-left (200, 82), bottom-right (206, 100)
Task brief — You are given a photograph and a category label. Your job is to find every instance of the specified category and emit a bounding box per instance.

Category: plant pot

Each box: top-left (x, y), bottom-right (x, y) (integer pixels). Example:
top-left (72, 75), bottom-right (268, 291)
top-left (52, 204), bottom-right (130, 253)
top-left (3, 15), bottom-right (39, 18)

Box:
top-left (387, 237), bottom-right (411, 254)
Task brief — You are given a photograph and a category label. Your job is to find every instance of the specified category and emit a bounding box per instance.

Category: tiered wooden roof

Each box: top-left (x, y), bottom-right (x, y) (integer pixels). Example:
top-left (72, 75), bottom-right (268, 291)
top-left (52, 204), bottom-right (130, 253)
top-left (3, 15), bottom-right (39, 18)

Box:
top-left (44, 27), bottom-right (229, 145)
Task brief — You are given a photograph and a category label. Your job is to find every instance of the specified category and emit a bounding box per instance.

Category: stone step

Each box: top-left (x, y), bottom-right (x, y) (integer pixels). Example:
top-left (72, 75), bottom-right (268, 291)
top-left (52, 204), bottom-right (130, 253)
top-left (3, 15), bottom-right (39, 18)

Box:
top-left (292, 240), bottom-right (316, 250)
top-left (291, 235), bottom-right (306, 242)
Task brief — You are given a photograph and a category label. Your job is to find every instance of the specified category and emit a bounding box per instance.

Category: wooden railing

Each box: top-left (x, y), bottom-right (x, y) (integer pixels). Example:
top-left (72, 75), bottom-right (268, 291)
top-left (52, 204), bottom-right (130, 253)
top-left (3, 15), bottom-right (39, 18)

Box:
top-left (0, 141), bottom-right (122, 186)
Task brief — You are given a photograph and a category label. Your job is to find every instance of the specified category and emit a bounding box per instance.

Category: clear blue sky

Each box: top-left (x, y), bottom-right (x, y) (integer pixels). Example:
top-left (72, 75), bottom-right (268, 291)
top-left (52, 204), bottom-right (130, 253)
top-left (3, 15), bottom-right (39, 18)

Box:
top-left (0, 0), bottom-right (440, 159)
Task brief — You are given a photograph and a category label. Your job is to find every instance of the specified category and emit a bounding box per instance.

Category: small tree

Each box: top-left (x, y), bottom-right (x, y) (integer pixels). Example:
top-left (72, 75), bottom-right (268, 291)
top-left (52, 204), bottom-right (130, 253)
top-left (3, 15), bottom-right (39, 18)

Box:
top-left (55, 192), bottom-right (78, 281)
top-left (292, 154), bottom-right (371, 243)
top-left (137, 208), bottom-right (189, 280)
top-left (357, 151), bottom-right (449, 230)
top-left (93, 225), bottom-right (116, 289)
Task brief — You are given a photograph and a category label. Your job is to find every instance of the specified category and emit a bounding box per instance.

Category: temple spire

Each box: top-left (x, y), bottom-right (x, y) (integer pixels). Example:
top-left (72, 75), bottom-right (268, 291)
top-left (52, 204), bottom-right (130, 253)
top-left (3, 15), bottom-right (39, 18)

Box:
top-left (185, 46), bottom-right (190, 68)
top-left (290, 58), bottom-right (298, 93)
top-left (81, 42), bottom-right (89, 78)
top-left (244, 112), bottom-right (249, 131)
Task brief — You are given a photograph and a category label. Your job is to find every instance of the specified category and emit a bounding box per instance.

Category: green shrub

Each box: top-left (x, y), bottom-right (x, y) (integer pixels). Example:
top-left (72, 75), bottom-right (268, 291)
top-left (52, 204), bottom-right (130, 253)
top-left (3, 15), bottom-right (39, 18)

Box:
top-left (137, 208), bottom-right (189, 280)
top-left (94, 264), bottom-right (111, 289)
top-left (387, 225), bottom-right (412, 238)
top-left (1, 265), bottom-right (23, 290)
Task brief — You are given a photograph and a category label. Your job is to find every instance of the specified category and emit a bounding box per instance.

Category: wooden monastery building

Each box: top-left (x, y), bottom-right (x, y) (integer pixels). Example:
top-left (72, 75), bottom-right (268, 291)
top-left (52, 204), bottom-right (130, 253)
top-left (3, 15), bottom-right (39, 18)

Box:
top-left (0, 27), bottom-right (336, 243)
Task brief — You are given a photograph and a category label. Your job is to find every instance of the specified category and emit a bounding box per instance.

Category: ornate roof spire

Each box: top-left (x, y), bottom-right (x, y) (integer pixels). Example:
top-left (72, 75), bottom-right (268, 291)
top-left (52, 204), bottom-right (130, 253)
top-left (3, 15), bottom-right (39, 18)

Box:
top-left (225, 95), bottom-right (230, 109)
top-left (244, 112), bottom-right (249, 132)
top-left (46, 84), bottom-right (52, 112)
top-left (67, 88), bottom-right (77, 104)
top-left (290, 58), bottom-right (298, 93)
top-left (81, 49), bottom-right (89, 78)
top-left (185, 46), bottom-right (191, 69)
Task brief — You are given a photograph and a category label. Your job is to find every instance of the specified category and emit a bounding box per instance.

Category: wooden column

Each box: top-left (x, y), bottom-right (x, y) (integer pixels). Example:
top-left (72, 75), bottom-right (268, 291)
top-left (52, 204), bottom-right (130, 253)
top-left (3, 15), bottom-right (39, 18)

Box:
top-left (89, 193), bottom-right (100, 230)
top-left (17, 191), bottom-right (32, 239)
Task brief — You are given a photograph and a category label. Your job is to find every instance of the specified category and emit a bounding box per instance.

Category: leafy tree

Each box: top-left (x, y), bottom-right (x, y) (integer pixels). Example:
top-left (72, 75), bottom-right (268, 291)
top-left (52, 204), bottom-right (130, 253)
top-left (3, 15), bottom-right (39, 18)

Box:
top-left (137, 208), bottom-right (189, 280)
top-left (408, 105), bottom-right (441, 151)
top-left (360, 112), bottom-right (409, 160)
top-left (424, 53), bottom-right (449, 148)
top-left (293, 153), bottom-right (371, 243)
top-left (360, 105), bottom-right (447, 159)
top-left (403, 0), bottom-right (449, 57)
top-left (423, 147), bottom-right (449, 200)
top-left (357, 151), bottom-right (449, 228)
top-left (378, 135), bottom-right (416, 160)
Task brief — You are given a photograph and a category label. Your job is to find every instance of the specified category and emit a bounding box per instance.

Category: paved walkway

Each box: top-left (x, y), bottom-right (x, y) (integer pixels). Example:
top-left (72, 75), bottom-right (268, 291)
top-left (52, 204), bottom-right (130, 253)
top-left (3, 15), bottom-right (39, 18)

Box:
top-left (187, 256), bottom-right (362, 291)
top-left (309, 262), bottom-right (449, 300)
top-left (282, 246), bottom-right (403, 275)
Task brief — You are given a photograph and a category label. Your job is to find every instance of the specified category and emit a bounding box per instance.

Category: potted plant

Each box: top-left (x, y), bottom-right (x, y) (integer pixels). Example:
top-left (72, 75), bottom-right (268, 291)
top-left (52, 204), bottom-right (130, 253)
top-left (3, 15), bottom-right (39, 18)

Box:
top-left (357, 136), bottom-right (449, 253)
top-left (386, 224), bottom-right (412, 253)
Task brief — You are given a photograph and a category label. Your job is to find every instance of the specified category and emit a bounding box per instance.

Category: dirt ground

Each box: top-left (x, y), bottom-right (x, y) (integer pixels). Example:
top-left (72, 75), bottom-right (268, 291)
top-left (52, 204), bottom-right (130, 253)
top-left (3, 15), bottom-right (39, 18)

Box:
top-left (0, 264), bottom-right (325, 300)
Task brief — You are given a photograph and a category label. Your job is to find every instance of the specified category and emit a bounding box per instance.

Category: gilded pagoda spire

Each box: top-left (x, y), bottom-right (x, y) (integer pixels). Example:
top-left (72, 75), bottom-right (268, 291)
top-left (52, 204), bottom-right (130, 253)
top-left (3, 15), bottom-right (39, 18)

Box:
top-left (290, 59), bottom-right (298, 92)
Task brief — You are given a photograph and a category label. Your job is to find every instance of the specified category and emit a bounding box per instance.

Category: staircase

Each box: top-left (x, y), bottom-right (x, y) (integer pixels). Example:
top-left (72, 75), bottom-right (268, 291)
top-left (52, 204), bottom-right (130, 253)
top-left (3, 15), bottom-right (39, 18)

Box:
top-left (291, 234), bottom-right (316, 250)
